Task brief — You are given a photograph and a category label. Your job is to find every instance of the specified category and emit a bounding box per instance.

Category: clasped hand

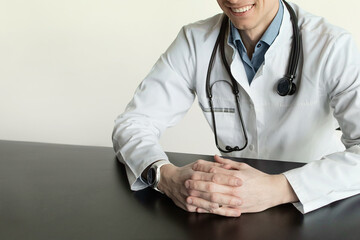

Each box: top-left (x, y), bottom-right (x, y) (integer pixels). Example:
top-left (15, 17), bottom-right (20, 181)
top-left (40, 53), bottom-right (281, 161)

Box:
top-left (158, 155), bottom-right (293, 217)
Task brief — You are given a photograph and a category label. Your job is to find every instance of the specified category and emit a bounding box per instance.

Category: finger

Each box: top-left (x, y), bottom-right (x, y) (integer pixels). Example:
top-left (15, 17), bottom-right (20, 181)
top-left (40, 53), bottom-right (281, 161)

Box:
top-left (214, 155), bottom-right (233, 164)
top-left (186, 196), bottom-right (220, 210)
top-left (188, 190), bottom-right (242, 207)
top-left (185, 179), bottom-right (236, 195)
top-left (172, 197), bottom-right (197, 213)
top-left (179, 186), bottom-right (190, 196)
top-left (214, 155), bottom-right (246, 170)
top-left (195, 207), bottom-right (209, 213)
top-left (171, 194), bottom-right (199, 213)
top-left (197, 206), bottom-right (242, 217)
top-left (185, 204), bottom-right (198, 213)
top-left (221, 164), bottom-right (232, 170)
top-left (190, 172), bottom-right (242, 186)
top-left (192, 159), bottom-right (224, 170)
top-left (193, 163), bottom-right (237, 176)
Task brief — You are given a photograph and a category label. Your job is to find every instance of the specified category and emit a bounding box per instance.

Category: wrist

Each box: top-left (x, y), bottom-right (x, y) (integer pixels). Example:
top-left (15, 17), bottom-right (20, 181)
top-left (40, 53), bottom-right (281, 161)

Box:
top-left (157, 164), bottom-right (177, 193)
top-left (146, 160), bottom-right (171, 193)
top-left (141, 160), bottom-right (168, 183)
top-left (273, 174), bottom-right (299, 205)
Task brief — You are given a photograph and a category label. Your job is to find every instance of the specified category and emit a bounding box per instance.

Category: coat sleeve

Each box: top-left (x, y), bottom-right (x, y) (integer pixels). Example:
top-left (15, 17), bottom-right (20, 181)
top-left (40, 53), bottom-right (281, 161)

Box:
top-left (283, 33), bottom-right (360, 214)
top-left (112, 27), bottom-right (196, 191)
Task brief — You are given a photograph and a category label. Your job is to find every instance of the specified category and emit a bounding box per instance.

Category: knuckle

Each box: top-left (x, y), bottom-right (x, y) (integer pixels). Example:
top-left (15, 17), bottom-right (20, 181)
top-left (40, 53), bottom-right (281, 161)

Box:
top-left (184, 180), bottom-right (190, 188)
top-left (210, 202), bottom-right (219, 209)
top-left (209, 167), bottom-right (217, 173)
top-left (190, 172), bottom-right (198, 180)
top-left (230, 177), bottom-right (241, 186)
top-left (233, 187), bottom-right (241, 196)
top-left (186, 204), bottom-right (195, 212)
top-left (196, 208), bottom-right (205, 214)
top-left (208, 208), bottom-right (215, 214)
top-left (210, 183), bottom-right (217, 192)
top-left (229, 177), bottom-right (236, 185)
top-left (229, 197), bottom-right (240, 206)
top-left (206, 183), bottom-right (214, 192)
top-left (188, 189), bottom-right (196, 196)
top-left (211, 174), bottom-right (218, 183)
top-left (196, 159), bottom-right (204, 165)
top-left (210, 193), bottom-right (218, 203)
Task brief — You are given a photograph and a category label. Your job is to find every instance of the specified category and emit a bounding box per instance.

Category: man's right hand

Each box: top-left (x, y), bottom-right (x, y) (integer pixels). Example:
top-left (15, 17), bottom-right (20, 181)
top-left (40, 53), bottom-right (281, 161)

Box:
top-left (157, 160), bottom-right (243, 214)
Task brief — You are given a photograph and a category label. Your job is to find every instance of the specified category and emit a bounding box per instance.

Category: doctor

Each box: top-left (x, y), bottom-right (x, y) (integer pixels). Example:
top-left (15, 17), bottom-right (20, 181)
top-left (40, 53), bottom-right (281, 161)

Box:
top-left (113, 0), bottom-right (360, 217)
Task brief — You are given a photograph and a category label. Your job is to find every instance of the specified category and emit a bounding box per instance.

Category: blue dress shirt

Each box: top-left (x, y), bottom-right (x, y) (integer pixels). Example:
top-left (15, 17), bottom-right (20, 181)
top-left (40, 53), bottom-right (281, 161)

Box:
top-left (229, 0), bottom-right (284, 84)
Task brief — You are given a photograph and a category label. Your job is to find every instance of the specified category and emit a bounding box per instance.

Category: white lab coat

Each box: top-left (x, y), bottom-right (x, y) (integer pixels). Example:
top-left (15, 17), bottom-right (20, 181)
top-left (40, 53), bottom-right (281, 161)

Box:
top-left (112, 2), bottom-right (360, 214)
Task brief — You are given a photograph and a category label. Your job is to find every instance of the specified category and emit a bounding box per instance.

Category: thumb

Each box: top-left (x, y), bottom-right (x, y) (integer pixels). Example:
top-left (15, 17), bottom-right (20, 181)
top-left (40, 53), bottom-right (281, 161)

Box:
top-left (214, 155), bottom-right (234, 170)
top-left (214, 154), bottom-right (225, 162)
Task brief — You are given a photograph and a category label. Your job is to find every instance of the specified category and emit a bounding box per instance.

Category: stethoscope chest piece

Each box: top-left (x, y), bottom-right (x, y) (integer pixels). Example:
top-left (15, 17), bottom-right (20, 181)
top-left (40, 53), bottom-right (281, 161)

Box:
top-left (277, 76), bottom-right (297, 96)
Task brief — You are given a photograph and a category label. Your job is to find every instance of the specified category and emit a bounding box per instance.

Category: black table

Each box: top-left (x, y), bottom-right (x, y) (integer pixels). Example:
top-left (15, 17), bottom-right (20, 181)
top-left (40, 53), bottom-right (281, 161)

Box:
top-left (0, 140), bottom-right (359, 240)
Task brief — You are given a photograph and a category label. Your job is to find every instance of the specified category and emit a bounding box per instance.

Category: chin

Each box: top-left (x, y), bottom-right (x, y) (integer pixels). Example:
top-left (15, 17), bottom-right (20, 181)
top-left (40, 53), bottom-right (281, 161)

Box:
top-left (228, 16), bottom-right (253, 29)
top-left (232, 22), bottom-right (254, 31)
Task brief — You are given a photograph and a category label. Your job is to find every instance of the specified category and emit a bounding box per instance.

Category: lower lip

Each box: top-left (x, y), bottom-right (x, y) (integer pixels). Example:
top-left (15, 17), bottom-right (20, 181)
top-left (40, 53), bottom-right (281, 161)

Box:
top-left (230, 5), bottom-right (255, 17)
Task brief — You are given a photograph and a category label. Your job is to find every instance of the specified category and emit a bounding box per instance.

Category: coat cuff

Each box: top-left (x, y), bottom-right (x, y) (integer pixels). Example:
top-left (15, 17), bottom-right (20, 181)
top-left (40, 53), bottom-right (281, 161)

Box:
top-left (121, 158), bottom-right (172, 191)
top-left (283, 168), bottom-right (360, 214)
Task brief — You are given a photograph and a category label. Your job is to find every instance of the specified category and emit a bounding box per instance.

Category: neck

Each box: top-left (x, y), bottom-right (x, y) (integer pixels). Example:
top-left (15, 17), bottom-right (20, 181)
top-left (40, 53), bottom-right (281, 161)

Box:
top-left (239, 32), bottom-right (259, 59)
top-left (238, 1), bottom-right (280, 59)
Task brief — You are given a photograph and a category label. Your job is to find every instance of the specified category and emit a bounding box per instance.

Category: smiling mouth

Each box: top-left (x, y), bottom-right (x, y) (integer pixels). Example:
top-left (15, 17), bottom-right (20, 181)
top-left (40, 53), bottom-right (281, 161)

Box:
top-left (231, 4), bottom-right (254, 13)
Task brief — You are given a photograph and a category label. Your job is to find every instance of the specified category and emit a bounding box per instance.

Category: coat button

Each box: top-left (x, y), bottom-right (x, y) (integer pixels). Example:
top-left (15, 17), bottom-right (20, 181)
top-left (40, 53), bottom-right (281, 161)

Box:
top-left (249, 144), bottom-right (255, 151)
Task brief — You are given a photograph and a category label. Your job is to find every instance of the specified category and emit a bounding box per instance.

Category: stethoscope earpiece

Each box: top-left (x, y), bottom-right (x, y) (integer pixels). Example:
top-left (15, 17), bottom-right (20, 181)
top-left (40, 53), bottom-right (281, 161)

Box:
top-left (277, 77), bottom-right (297, 96)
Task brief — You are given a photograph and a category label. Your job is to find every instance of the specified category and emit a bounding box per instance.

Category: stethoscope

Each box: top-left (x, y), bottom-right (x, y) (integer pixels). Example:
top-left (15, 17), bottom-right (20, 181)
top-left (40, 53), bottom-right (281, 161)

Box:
top-left (206, 0), bottom-right (302, 153)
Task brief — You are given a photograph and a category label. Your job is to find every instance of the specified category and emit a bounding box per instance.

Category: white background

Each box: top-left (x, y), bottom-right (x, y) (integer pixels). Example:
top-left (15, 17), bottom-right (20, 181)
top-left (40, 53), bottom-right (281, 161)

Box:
top-left (1, 0), bottom-right (359, 154)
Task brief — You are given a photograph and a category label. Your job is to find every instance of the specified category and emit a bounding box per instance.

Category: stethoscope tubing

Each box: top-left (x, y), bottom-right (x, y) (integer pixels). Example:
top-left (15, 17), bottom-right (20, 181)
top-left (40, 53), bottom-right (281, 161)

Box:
top-left (205, 0), bottom-right (301, 153)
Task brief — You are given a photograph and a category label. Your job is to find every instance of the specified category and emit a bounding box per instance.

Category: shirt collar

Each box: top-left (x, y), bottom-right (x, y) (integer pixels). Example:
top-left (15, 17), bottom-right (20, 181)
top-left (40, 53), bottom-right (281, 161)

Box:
top-left (229, 0), bottom-right (284, 50)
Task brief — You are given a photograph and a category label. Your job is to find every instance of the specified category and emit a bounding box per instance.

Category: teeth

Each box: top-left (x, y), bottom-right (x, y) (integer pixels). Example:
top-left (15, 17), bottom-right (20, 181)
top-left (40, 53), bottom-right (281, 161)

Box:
top-left (232, 5), bottom-right (253, 13)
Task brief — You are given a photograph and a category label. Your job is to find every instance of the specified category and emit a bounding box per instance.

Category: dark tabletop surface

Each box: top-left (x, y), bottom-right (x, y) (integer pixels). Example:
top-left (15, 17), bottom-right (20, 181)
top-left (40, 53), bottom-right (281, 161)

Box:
top-left (0, 140), bottom-right (359, 240)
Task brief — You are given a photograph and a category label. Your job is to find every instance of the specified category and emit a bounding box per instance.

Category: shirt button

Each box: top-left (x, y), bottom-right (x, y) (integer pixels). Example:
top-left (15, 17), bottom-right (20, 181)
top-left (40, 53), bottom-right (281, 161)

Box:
top-left (249, 144), bottom-right (255, 151)
top-left (257, 43), bottom-right (261, 48)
